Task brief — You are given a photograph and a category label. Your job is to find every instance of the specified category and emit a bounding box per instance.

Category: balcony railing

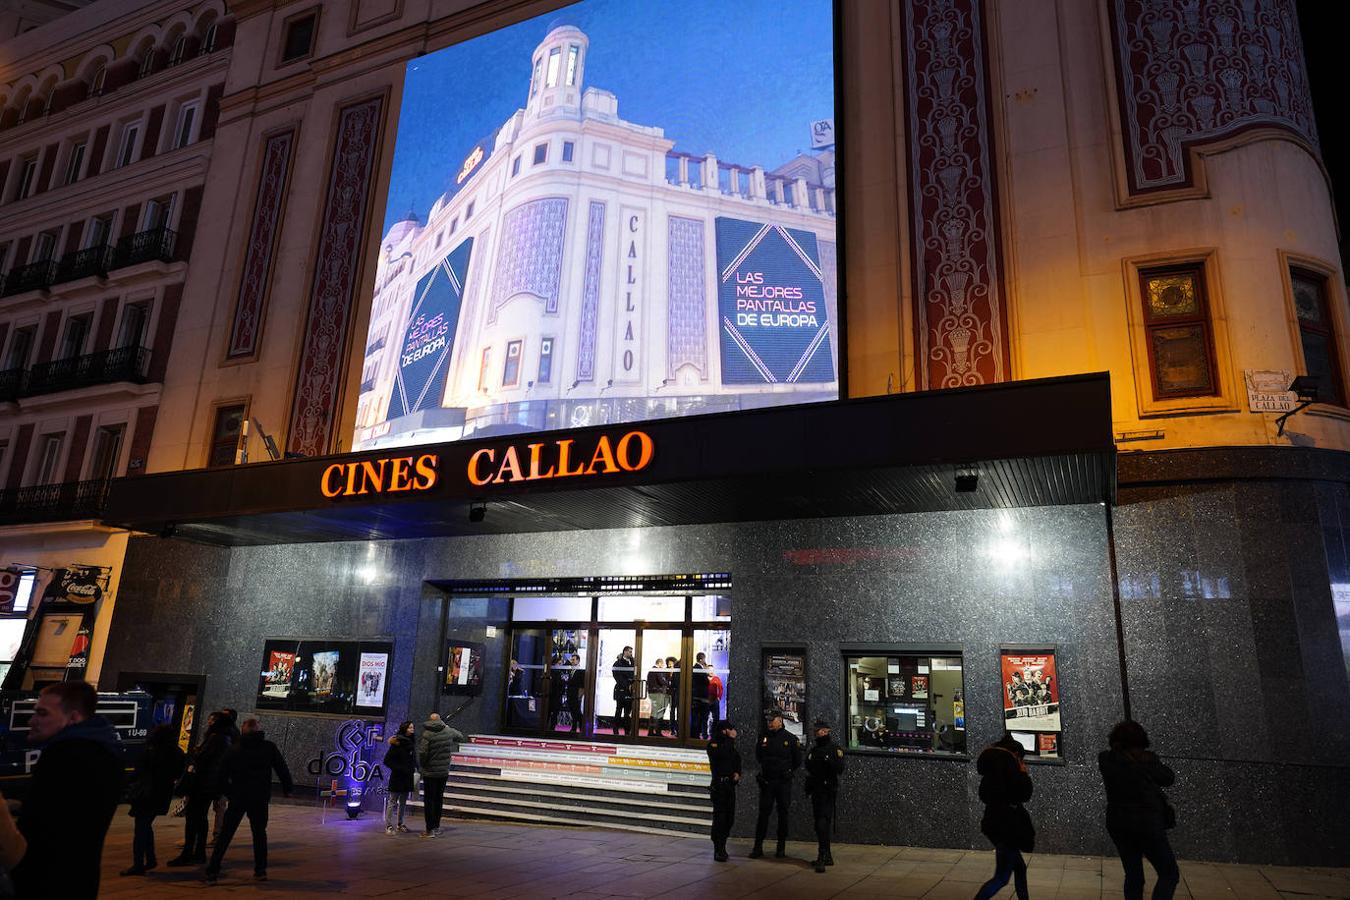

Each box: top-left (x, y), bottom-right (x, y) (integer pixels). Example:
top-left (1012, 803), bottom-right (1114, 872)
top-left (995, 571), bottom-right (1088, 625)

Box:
top-left (0, 478), bottom-right (110, 526)
top-left (0, 367), bottom-right (22, 403)
top-left (53, 244), bottom-right (111, 284)
top-left (0, 259), bottom-right (55, 297)
top-left (111, 227), bottom-right (177, 269)
top-left (23, 345), bottom-right (151, 397)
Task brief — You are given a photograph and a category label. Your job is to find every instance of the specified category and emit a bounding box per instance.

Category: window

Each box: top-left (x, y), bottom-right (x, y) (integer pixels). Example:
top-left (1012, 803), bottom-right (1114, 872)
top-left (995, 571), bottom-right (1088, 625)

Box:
top-left (88, 424), bottom-right (125, 481)
top-left (16, 157), bottom-right (38, 200)
top-left (4, 326), bottom-right (35, 370)
top-left (533, 143), bottom-right (547, 166)
top-left (1292, 268), bottom-right (1345, 407)
top-left (86, 215), bottom-right (112, 249)
top-left (169, 35), bottom-right (188, 66)
top-left (33, 231), bottom-right (57, 263)
top-left (530, 57), bottom-right (542, 97)
top-left (202, 23), bottom-right (218, 54)
top-left (502, 339), bottom-right (522, 387)
top-left (116, 302), bottom-right (149, 349)
top-left (41, 90), bottom-right (54, 116)
top-left (0, 242), bottom-right (8, 273)
top-left (562, 141), bottom-right (574, 163)
top-left (565, 45), bottom-right (580, 86)
top-left (116, 123), bottom-right (140, 168)
top-left (545, 47), bottom-right (561, 87)
top-left (59, 314), bottom-right (92, 359)
top-left (173, 102), bottom-right (198, 149)
top-left (34, 433), bottom-right (64, 484)
top-left (465, 200), bottom-right (474, 219)
top-left (1, 568), bottom-right (37, 613)
top-left (64, 140), bottom-right (87, 185)
top-left (1138, 264), bottom-right (1217, 399)
top-left (138, 49), bottom-right (155, 78)
top-left (281, 11), bottom-right (317, 63)
top-left (449, 217), bottom-right (457, 236)
top-left (144, 195), bottom-right (174, 231)
top-left (511, 155), bottom-right (521, 177)
top-left (477, 347), bottom-right (491, 391)
top-left (208, 403), bottom-right (246, 466)
top-left (538, 337), bottom-right (554, 384)
top-left (844, 651), bottom-right (966, 756)
top-left (0, 616), bottom-right (28, 688)
top-left (90, 65), bottom-right (106, 96)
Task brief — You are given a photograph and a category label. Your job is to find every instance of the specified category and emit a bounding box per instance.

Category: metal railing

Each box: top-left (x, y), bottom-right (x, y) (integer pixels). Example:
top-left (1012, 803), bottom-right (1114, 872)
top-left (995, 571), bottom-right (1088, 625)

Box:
top-left (23, 345), bottom-right (151, 397)
top-left (0, 478), bottom-right (110, 526)
top-left (53, 244), bottom-right (111, 284)
top-left (0, 259), bottom-right (55, 296)
top-left (111, 227), bottom-right (177, 269)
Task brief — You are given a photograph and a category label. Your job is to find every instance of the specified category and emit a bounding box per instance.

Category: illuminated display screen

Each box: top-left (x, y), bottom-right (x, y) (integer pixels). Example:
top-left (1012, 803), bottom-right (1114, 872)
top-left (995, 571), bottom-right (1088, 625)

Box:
top-left (353, 0), bottom-right (839, 450)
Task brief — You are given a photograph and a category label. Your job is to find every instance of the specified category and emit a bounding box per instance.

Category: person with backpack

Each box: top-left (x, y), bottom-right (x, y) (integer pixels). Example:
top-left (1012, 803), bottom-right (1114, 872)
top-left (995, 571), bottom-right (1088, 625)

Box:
top-left (382, 721), bottom-right (417, 834)
top-left (973, 733), bottom-right (1034, 900)
top-left (122, 724), bottom-right (186, 875)
top-left (1099, 721), bottom-right (1180, 900)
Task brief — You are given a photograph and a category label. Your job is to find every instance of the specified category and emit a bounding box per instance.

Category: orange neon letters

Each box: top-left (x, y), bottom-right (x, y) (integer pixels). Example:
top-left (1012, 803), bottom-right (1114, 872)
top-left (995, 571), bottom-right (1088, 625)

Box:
top-left (467, 430), bottom-right (654, 486)
top-left (322, 453), bottom-right (439, 498)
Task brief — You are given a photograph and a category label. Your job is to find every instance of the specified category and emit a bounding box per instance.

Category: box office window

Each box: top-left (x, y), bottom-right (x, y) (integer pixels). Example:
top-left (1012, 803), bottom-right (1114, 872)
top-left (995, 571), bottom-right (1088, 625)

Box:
top-left (1139, 264), bottom-right (1218, 399)
top-left (844, 652), bottom-right (966, 755)
top-left (1291, 268), bottom-right (1345, 407)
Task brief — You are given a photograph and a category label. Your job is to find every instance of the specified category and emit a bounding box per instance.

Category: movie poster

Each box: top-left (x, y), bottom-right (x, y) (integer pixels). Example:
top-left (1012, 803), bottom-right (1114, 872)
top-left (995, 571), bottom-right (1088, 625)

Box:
top-left (356, 652), bottom-right (389, 707)
top-left (762, 651), bottom-right (806, 738)
top-left (262, 651), bottom-right (295, 698)
top-left (911, 675), bottom-right (929, 699)
top-left (445, 642), bottom-right (484, 692)
top-left (1001, 651), bottom-right (1061, 732)
top-left (312, 650), bottom-right (340, 698)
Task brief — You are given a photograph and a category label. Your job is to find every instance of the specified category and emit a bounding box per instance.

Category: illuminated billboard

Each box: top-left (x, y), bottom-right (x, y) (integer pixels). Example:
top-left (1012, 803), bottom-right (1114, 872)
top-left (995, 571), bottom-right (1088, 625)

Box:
top-left (353, 0), bottom-right (838, 450)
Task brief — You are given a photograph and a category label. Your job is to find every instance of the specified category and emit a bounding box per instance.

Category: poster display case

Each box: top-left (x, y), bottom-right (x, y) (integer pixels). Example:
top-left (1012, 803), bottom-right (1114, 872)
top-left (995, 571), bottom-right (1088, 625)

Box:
top-left (255, 638), bottom-right (393, 716)
top-left (762, 647), bottom-right (807, 738)
top-left (1000, 646), bottom-right (1062, 760)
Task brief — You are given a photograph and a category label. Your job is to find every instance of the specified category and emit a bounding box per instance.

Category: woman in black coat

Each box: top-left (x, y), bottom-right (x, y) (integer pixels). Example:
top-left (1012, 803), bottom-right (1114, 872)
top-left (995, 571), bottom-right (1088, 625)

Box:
top-left (167, 712), bottom-right (233, 866)
top-left (122, 725), bottom-right (186, 875)
top-left (973, 734), bottom-right (1034, 900)
top-left (1100, 721), bottom-right (1180, 900)
top-left (382, 721), bottom-right (417, 833)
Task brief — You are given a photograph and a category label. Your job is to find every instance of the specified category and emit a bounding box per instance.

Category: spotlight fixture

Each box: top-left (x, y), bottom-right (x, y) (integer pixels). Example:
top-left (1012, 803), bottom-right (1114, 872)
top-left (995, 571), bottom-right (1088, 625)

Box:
top-left (954, 466), bottom-right (979, 494)
top-left (1275, 375), bottom-right (1320, 436)
top-left (345, 799), bottom-right (362, 820)
top-left (468, 502), bottom-right (487, 524)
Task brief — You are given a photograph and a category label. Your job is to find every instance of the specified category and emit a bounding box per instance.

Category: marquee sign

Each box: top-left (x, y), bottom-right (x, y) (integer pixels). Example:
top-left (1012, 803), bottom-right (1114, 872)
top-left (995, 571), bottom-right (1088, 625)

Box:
top-left (321, 454), bottom-right (439, 498)
top-left (468, 430), bottom-right (654, 486)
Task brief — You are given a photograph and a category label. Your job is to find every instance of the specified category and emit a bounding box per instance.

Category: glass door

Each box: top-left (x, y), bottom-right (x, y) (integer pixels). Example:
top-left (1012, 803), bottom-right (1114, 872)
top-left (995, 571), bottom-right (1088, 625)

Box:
top-left (690, 628), bottom-right (732, 741)
top-left (504, 629), bottom-right (546, 730)
top-left (591, 628), bottom-right (636, 737)
top-left (635, 629), bottom-right (683, 741)
top-left (545, 628), bottom-right (588, 736)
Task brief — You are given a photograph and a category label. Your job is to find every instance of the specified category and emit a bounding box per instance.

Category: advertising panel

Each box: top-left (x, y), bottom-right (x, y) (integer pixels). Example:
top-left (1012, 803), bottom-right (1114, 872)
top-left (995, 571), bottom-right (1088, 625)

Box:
top-left (762, 650), bottom-right (806, 738)
top-left (444, 641), bottom-right (485, 695)
top-left (1001, 651), bottom-right (1061, 733)
top-left (255, 639), bottom-right (394, 716)
top-left (353, 0), bottom-right (838, 451)
top-left (356, 652), bottom-right (389, 708)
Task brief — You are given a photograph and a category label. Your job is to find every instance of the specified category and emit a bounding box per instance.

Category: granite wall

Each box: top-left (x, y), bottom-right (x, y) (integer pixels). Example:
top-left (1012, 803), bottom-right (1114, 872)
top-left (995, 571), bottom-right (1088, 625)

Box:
top-left (100, 489), bottom-right (1350, 865)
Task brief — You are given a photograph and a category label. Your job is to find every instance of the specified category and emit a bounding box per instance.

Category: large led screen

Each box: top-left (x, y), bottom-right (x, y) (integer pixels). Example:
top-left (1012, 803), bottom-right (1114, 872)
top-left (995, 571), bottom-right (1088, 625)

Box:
top-left (353, 0), bottom-right (839, 449)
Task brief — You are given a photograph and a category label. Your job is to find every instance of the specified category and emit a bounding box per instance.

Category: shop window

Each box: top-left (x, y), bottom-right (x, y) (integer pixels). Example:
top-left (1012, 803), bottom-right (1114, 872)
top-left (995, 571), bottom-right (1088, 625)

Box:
top-left (207, 402), bottom-right (246, 467)
top-left (533, 143), bottom-right (547, 166)
top-left (281, 10), bottom-right (318, 63)
top-left (844, 651), bottom-right (966, 755)
top-left (502, 339), bottom-right (522, 387)
top-left (1291, 268), bottom-right (1345, 407)
top-left (537, 337), bottom-right (553, 384)
top-left (1138, 264), bottom-right (1217, 399)
top-left (64, 140), bottom-right (87, 186)
top-left (562, 141), bottom-right (574, 163)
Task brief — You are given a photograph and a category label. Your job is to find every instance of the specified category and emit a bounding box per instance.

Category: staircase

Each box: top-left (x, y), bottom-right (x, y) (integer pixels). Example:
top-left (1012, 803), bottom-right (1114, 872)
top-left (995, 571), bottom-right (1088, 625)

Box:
top-left (410, 735), bottom-right (713, 837)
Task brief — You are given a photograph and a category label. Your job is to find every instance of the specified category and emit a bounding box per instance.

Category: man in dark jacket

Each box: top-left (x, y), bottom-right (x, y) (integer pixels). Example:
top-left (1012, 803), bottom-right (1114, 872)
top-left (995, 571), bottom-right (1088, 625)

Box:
top-left (417, 713), bottom-right (466, 837)
top-left (12, 680), bottom-right (123, 899)
top-left (804, 718), bottom-right (845, 872)
top-left (690, 653), bottom-right (711, 739)
top-left (205, 718), bottom-right (293, 884)
top-left (1099, 720), bottom-right (1180, 900)
top-left (973, 734), bottom-right (1034, 900)
top-left (750, 711), bottom-right (801, 859)
top-left (706, 719), bottom-right (741, 861)
top-left (564, 654), bottom-right (586, 734)
top-left (611, 646), bottom-right (635, 735)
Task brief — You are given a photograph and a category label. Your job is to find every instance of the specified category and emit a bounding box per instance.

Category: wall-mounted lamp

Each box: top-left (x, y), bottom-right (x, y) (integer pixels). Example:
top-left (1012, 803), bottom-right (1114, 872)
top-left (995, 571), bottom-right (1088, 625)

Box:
top-left (954, 465), bottom-right (979, 494)
top-left (468, 502), bottom-right (487, 524)
top-left (1275, 375), bottom-right (1320, 436)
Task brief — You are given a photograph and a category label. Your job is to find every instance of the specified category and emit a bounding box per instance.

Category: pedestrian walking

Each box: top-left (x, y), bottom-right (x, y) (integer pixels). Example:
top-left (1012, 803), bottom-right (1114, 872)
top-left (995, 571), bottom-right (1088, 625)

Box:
top-left (1099, 721), bottom-right (1180, 900)
top-left (211, 708), bottom-right (241, 844)
top-left (417, 712), bottom-right (466, 837)
top-left (750, 710), bottom-right (800, 859)
top-left (564, 653), bottom-right (586, 733)
top-left (973, 733), bottom-right (1035, 900)
top-left (611, 646), bottom-right (635, 735)
top-left (205, 718), bottom-right (293, 884)
top-left (168, 711), bottom-right (234, 867)
top-left (382, 721), bottom-right (416, 834)
top-left (706, 719), bottom-right (741, 861)
top-left (122, 724), bottom-right (186, 876)
top-left (9, 681), bottom-right (123, 899)
top-left (804, 718), bottom-right (844, 873)
top-left (690, 653), bottom-right (711, 739)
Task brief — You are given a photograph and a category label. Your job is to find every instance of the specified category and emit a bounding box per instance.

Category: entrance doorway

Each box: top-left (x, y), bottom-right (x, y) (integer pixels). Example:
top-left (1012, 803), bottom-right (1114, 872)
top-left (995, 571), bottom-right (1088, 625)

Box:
top-left (115, 671), bottom-right (205, 752)
top-left (501, 593), bottom-right (730, 748)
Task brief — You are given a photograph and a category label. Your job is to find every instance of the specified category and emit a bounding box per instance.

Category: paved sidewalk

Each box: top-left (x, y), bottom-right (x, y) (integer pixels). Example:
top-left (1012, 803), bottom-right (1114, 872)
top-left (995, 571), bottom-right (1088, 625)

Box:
top-left (92, 805), bottom-right (1350, 899)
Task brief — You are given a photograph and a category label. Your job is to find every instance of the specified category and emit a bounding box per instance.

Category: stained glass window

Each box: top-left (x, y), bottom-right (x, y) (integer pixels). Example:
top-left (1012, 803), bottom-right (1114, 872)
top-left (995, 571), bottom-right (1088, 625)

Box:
top-left (1292, 269), bottom-right (1344, 407)
top-left (1139, 265), bottom-right (1216, 399)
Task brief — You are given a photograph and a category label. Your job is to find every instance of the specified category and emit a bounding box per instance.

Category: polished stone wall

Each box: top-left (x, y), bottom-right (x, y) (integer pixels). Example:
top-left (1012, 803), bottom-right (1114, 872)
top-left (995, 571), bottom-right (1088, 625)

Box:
top-left (101, 490), bottom-right (1350, 865)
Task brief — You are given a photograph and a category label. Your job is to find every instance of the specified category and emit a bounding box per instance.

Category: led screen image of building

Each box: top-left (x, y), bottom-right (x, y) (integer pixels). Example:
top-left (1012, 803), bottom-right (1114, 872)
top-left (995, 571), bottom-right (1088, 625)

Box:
top-left (353, 1), bottom-right (837, 449)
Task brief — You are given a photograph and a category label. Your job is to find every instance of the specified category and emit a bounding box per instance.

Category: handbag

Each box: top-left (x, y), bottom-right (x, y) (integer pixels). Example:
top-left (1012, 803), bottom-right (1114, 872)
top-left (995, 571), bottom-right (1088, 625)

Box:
top-left (1011, 804), bottom-right (1036, 853)
top-left (168, 795), bottom-right (188, 818)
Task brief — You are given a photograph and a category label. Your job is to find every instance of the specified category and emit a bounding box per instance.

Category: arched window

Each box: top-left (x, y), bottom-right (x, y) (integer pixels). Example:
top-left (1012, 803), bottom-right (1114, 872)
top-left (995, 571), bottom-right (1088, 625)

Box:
top-left (41, 89), bottom-right (54, 115)
top-left (202, 22), bottom-right (218, 54)
top-left (169, 35), bottom-right (187, 66)
top-left (90, 65), bottom-right (107, 96)
top-left (138, 48), bottom-right (155, 78)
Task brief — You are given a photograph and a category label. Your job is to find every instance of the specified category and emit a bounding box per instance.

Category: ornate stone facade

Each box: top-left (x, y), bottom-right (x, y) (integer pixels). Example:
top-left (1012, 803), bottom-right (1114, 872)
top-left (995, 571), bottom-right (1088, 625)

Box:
top-left (227, 128), bottom-right (293, 359)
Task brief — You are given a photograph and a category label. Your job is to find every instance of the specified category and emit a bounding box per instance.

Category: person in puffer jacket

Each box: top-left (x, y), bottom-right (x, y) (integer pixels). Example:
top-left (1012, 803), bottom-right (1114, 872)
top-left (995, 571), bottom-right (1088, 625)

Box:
top-left (973, 734), bottom-right (1034, 900)
top-left (416, 713), bottom-right (466, 837)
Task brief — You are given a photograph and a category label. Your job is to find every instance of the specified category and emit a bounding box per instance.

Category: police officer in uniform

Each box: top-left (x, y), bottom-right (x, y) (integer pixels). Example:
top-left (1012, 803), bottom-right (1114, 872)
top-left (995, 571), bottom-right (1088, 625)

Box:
top-left (805, 717), bottom-right (845, 872)
top-left (706, 719), bottom-right (741, 862)
top-left (750, 710), bottom-right (801, 859)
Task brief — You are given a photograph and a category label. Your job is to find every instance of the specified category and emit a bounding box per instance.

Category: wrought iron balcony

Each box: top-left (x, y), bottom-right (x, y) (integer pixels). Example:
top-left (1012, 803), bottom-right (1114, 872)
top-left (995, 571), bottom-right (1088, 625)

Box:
top-left (23, 345), bottom-right (151, 397)
top-left (53, 244), bottom-right (111, 284)
top-left (111, 227), bottom-right (177, 269)
top-left (0, 478), bottom-right (110, 526)
top-left (0, 367), bottom-right (22, 402)
top-left (0, 259), bottom-right (55, 296)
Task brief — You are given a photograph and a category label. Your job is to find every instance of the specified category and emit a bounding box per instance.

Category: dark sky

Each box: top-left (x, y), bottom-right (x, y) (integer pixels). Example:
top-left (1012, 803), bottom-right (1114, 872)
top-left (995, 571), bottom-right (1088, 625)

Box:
top-left (1297, 0), bottom-right (1348, 267)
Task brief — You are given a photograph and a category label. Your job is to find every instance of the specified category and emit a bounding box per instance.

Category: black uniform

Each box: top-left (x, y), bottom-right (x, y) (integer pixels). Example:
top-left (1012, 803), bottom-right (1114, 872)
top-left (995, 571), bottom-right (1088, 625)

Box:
top-left (805, 735), bottom-right (846, 864)
top-left (753, 727), bottom-right (801, 854)
top-left (611, 653), bottom-right (635, 735)
top-left (706, 734), bottom-right (742, 856)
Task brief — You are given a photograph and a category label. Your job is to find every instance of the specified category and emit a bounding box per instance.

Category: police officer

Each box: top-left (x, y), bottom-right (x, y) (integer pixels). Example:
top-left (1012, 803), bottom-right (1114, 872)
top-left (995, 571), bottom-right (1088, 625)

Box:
top-left (706, 719), bottom-right (741, 862)
top-left (805, 717), bottom-right (845, 872)
top-left (750, 710), bottom-right (801, 859)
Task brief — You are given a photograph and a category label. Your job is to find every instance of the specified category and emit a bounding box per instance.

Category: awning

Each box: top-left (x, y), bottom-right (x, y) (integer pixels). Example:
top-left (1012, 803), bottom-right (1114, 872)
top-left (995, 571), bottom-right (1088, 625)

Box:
top-left (102, 373), bottom-right (1116, 546)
